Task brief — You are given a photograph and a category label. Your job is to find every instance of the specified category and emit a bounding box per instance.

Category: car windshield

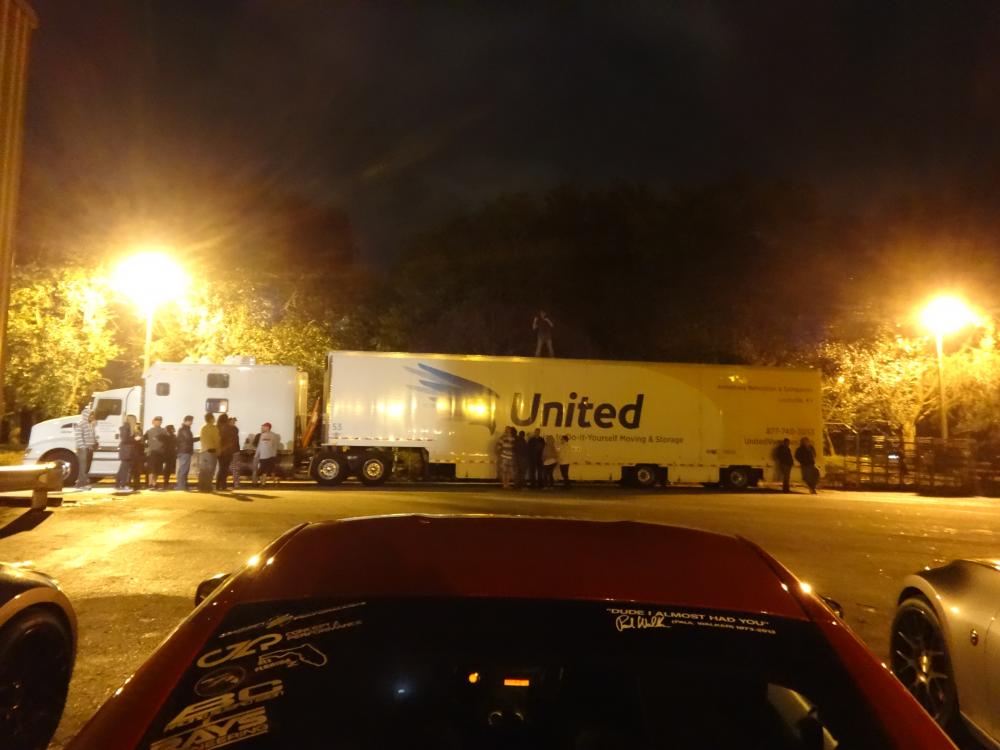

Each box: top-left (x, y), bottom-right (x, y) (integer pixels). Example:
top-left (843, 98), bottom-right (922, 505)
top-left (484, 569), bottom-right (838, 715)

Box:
top-left (141, 598), bottom-right (887, 749)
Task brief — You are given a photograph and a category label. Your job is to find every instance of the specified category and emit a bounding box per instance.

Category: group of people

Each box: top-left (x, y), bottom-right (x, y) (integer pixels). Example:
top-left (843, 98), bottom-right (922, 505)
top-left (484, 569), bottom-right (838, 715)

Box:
top-left (774, 436), bottom-right (820, 494)
top-left (194, 413), bottom-right (281, 492)
top-left (496, 427), bottom-right (571, 490)
top-left (72, 404), bottom-right (281, 492)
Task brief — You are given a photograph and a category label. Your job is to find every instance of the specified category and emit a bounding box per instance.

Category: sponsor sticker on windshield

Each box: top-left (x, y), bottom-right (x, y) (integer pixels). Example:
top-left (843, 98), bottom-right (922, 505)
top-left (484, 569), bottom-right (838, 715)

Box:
top-left (608, 606), bottom-right (777, 636)
top-left (150, 706), bottom-right (270, 750)
top-left (217, 601), bottom-right (365, 640)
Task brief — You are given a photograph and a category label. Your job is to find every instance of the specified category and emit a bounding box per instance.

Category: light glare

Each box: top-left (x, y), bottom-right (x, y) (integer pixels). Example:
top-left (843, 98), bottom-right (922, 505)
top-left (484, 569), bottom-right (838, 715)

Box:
top-left (111, 250), bottom-right (189, 314)
top-left (920, 295), bottom-right (977, 337)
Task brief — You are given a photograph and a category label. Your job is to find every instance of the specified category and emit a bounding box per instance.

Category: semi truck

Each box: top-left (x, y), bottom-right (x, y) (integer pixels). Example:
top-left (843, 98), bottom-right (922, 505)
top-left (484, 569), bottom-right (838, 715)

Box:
top-left (26, 350), bottom-right (823, 489)
top-left (308, 351), bottom-right (824, 488)
top-left (24, 360), bottom-right (308, 485)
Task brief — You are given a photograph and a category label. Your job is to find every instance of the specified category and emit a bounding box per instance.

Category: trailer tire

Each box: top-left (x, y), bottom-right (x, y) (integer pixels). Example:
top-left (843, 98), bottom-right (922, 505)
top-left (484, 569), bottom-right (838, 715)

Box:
top-left (313, 455), bottom-right (347, 486)
top-left (722, 466), bottom-right (751, 490)
top-left (41, 450), bottom-right (77, 487)
top-left (359, 455), bottom-right (389, 486)
top-left (633, 465), bottom-right (658, 488)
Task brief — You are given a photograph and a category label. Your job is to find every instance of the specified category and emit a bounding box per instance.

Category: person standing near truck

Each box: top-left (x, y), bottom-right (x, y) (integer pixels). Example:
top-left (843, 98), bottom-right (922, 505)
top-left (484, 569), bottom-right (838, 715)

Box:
top-left (161, 424), bottom-right (177, 490)
top-left (253, 422), bottom-right (281, 486)
top-left (144, 416), bottom-right (167, 490)
top-left (116, 414), bottom-right (140, 491)
top-left (198, 413), bottom-right (220, 492)
top-left (497, 426), bottom-right (516, 489)
top-left (73, 405), bottom-right (97, 490)
top-left (216, 414), bottom-right (239, 490)
top-left (775, 438), bottom-right (794, 493)
top-left (528, 428), bottom-right (545, 488)
top-left (542, 435), bottom-right (559, 488)
top-left (227, 417), bottom-right (243, 489)
top-left (795, 436), bottom-right (819, 494)
top-left (558, 434), bottom-right (572, 489)
top-left (175, 415), bottom-right (195, 491)
top-left (514, 430), bottom-right (528, 488)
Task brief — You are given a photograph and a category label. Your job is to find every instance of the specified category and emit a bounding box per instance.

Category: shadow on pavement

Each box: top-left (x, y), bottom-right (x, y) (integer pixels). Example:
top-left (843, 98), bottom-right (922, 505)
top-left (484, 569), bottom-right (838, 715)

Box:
top-left (215, 490), bottom-right (277, 502)
top-left (0, 492), bottom-right (63, 508)
top-left (0, 508), bottom-right (53, 538)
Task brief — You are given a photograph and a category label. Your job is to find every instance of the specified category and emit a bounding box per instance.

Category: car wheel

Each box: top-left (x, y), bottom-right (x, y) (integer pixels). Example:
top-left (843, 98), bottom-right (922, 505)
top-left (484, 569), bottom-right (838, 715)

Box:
top-left (41, 450), bottom-right (77, 487)
top-left (890, 597), bottom-right (959, 728)
top-left (359, 455), bottom-right (389, 486)
top-left (0, 608), bottom-right (74, 750)
top-left (312, 455), bottom-right (347, 486)
top-left (722, 466), bottom-right (751, 490)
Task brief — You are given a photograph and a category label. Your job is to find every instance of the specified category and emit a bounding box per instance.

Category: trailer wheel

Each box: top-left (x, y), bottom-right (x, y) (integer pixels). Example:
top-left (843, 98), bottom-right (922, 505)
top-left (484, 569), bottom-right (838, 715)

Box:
top-left (313, 455), bottom-right (347, 486)
top-left (633, 465), bottom-right (658, 488)
top-left (359, 455), bottom-right (389, 486)
top-left (722, 466), bottom-right (751, 490)
top-left (41, 450), bottom-right (77, 487)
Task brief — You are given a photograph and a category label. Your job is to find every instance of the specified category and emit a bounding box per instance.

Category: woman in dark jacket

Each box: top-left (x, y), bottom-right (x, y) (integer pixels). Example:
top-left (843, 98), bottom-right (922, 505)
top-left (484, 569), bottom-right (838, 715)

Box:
top-left (116, 415), bottom-right (139, 490)
top-left (160, 425), bottom-right (177, 490)
top-left (795, 436), bottom-right (819, 494)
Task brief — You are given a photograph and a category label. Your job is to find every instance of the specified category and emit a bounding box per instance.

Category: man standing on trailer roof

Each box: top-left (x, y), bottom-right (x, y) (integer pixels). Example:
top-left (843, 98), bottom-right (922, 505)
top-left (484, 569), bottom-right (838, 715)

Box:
top-left (533, 309), bottom-right (555, 357)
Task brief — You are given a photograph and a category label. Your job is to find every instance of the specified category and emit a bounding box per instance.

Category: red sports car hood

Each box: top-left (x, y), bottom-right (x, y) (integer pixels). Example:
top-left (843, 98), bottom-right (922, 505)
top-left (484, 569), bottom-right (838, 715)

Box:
top-left (233, 515), bottom-right (809, 619)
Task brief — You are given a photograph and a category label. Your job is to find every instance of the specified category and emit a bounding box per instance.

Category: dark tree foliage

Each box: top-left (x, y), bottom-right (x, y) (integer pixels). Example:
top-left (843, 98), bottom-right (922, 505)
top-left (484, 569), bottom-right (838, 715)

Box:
top-left (376, 181), bottom-right (846, 363)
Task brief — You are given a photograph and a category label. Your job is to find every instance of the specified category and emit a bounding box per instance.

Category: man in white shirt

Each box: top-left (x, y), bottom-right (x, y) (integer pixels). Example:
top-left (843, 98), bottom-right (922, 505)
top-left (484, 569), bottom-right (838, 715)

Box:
top-left (253, 422), bottom-right (281, 485)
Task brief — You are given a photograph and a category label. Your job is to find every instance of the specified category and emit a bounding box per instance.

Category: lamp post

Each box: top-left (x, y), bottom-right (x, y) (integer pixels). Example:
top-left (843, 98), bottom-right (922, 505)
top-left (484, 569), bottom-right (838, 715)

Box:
top-left (920, 295), bottom-right (977, 440)
top-left (111, 251), bottom-right (188, 375)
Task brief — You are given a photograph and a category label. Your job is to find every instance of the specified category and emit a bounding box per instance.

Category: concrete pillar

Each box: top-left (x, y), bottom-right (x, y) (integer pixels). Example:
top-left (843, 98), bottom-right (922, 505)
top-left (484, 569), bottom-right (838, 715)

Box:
top-left (0, 0), bottom-right (38, 430)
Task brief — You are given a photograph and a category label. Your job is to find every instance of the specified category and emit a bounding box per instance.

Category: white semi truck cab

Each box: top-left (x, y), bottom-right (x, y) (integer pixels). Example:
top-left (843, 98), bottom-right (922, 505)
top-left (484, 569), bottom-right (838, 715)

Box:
top-left (23, 386), bottom-right (142, 484)
top-left (24, 361), bottom-right (306, 485)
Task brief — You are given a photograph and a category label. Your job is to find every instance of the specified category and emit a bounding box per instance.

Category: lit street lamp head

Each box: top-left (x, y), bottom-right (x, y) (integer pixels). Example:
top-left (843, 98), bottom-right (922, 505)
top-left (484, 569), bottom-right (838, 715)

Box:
top-left (919, 294), bottom-right (978, 442)
top-left (111, 249), bottom-right (189, 375)
top-left (110, 250), bottom-right (189, 315)
top-left (920, 295), bottom-right (977, 337)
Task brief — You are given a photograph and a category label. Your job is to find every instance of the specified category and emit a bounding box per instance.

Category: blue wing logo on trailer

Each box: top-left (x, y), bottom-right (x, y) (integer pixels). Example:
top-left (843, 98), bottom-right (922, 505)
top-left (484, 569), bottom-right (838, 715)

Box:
top-left (407, 363), bottom-right (499, 434)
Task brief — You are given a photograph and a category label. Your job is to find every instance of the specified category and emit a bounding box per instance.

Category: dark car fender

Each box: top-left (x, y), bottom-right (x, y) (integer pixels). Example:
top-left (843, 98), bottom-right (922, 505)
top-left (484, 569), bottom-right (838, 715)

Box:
top-left (0, 564), bottom-right (77, 647)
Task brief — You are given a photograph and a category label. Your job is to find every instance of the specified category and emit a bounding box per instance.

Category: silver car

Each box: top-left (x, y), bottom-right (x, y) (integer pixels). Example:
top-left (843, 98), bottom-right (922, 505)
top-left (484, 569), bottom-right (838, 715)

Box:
top-left (891, 559), bottom-right (1000, 748)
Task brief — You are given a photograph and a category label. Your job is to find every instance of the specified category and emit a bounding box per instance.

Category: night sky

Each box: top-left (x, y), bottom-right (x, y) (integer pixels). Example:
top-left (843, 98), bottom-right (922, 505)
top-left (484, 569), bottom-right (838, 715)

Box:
top-left (19, 0), bottom-right (1000, 264)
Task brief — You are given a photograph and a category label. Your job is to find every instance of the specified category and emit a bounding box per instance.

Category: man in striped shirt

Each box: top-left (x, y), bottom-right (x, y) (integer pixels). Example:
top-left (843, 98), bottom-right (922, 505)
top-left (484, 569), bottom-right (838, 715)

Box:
top-left (74, 405), bottom-right (98, 489)
top-left (497, 426), bottom-right (516, 489)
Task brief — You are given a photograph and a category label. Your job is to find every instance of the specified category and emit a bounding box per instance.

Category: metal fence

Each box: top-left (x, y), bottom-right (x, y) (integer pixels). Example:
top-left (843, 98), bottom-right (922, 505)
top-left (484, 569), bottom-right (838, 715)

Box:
top-left (824, 433), bottom-right (997, 495)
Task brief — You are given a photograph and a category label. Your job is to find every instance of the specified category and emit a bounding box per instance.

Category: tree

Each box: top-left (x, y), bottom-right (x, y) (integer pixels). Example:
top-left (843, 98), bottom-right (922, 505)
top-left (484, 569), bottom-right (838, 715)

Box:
top-left (5, 265), bottom-right (120, 421)
top-left (816, 323), bottom-right (1000, 441)
top-left (817, 332), bottom-right (935, 442)
top-left (126, 274), bottom-right (341, 400)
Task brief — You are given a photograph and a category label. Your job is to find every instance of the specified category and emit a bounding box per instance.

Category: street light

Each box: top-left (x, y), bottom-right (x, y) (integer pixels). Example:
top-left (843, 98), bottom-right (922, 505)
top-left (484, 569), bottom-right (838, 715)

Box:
top-left (920, 295), bottom-right (977, 440)
top-left (110, 250), bottom-right (189, 375)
